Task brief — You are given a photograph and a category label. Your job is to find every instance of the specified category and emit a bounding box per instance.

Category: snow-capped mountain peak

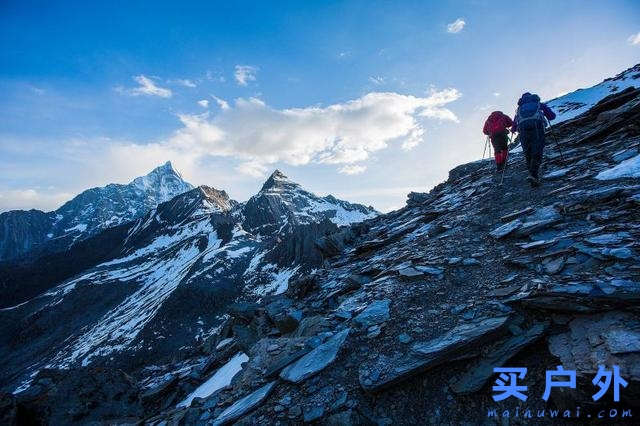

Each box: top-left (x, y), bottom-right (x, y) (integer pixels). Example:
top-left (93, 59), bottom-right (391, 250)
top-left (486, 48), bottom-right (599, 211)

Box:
top-left (0, 162), bottom-right (194, 261)
top-left (243, 170), bottom-right (378, 233)
top-left (131, 161), bottom-right (193, 203)
top-left (259, 169), bottom-right (299, 193)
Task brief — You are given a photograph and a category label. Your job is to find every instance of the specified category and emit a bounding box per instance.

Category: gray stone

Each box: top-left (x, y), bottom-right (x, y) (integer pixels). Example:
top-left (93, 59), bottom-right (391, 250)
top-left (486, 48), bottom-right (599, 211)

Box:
top-left (415, 265), bottom-right (444, 275)
top-left (212, 381), bottom-right (277, 425)
top-left (359, 316), bottom-right (510, 392)
top-left (512, 280), bottom-right (640, 313)
top-left (515, 219), bottom-right (560, 237)
top-left (500, 207), bottom-right (534, 223)
top-left (451, 322), bottom-right (548, 394)
top-left (585, 232), bottom-right (631, 245)
top-left (488, 285), bottom-right (522, 297)
top-left (490, 219), bottom-right (522, 239)
top-left (280, 329), bottom-right (350, 383)
top-left (303, 405), bottom-right (325, 422)
top-left (548, 311), bottom-right (640, 381)
top-left (352, 299), bottom-right (390, 328)
top-left (265, 297), bottom-right (303, 334)
top-left (293, 316), bottom-right (330, 338)
top-left (398, 267), bottom-right (424, 278)
top-left (398, 333), bottom-right (412, 344)
top-left (543, 257), bottom-right (565, 274)
top-left (601, 247), bottom-right (634, 259)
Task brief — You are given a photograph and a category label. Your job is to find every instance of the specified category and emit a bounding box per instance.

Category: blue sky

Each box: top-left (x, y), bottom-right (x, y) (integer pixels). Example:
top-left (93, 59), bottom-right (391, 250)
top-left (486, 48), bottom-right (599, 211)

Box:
top-left (1, 0), bottom-right (639, 212)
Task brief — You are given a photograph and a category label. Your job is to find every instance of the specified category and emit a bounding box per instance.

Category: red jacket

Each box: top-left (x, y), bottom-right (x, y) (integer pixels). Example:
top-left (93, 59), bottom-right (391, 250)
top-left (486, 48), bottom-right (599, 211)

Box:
top-left (483, 111), bottom-right (514, 136)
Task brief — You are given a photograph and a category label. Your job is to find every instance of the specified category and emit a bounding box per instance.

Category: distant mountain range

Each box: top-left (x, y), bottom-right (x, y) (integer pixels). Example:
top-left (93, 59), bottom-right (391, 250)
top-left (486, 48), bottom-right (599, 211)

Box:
top-left (0, 161), bottom-right (193, 261)
top-left (0, 168), bottom-right (377, 392)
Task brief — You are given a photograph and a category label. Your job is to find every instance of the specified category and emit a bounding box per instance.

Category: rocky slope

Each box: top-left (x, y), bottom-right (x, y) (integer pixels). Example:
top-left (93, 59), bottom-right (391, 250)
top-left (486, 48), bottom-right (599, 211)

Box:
top-left (0, 161), bottom-right (193, 262)
top-left (2, 67), bottom-right (640, 425)
top-left (548, 63), bottom-right (640, 123)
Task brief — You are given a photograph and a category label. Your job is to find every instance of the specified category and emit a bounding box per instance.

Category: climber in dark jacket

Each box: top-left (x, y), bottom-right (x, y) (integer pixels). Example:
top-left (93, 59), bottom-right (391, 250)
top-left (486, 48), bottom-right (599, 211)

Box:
top-left (512, 92), bottom-right (556, 187)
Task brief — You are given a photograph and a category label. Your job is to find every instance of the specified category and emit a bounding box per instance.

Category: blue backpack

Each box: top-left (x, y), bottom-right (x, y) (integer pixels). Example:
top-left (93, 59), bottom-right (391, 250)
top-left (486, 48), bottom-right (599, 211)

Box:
top-left (517, 93), bottom-right (545, 131)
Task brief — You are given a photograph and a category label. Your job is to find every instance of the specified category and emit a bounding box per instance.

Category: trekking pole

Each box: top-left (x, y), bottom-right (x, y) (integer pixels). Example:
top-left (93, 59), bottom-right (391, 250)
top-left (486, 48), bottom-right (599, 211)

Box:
top-left (499, 150), bottom-right (508, 185)
top-left (547, 122), bottom-right (566, 164)
top-left (482, 137), bottom-right (489, 160)
top-left (498, 133), bottom-right (513, 186)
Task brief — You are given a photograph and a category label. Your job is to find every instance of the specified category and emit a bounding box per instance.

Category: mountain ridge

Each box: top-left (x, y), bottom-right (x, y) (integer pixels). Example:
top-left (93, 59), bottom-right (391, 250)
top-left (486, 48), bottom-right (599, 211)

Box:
top-left (0, 161), bottom-right (194, 261)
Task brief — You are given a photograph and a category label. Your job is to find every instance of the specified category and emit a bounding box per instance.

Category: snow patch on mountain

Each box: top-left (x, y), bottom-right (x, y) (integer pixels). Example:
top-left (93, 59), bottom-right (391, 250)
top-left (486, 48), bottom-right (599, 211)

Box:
top-left (596, 153), bottom-right (640, 180)
top-left (177, 352), bottom-right (249, 407)
top-left (548, 64), bottom-right (640, 123)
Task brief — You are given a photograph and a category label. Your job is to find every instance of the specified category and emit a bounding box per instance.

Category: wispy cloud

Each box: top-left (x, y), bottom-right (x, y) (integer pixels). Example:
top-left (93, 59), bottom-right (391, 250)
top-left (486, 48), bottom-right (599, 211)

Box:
top-left (172, 78), bottom-right (197, 88)
top-left (339, 164), bottom-right (366, 175)
top-left (447, 18), bottom-right (466, 34)
top-left (211, 95), bottom-right (230, 110)
top-left (197, 99), bottom-right (209, 108)
top-left (628, 32), bottom-right (640, 46)
top-left (206, 70), bottom-right (226, 83)
top-left (120, 75), bottom-right (172, 98)
top-left (368, 76), bottom-right (386, 85)
top-left (234, 65), bottom-right (258, 86)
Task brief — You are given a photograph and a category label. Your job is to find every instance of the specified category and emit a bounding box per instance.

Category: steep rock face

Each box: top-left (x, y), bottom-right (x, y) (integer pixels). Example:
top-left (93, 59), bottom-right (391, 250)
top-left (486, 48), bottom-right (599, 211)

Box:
top-left (0, 161), bottom-right (193, 261)
top-left (0, 209), bottom-right (52, 260)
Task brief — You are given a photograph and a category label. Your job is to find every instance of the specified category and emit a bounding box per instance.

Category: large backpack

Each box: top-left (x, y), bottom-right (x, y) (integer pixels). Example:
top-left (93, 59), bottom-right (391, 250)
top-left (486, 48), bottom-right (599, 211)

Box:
top-left (485, 112), bottom-right (508, 136)
top-left (517, 94), bottom-right (545, 131)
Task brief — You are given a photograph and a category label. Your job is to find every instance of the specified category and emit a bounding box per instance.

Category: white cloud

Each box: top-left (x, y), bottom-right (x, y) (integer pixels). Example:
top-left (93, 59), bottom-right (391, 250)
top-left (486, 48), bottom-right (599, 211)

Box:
top-left (164, 88), bottom-right (460, 176)
top-left (173, 79), bottom-right (197, 88)
top-left (0, 188), bottom-right (72, 212)
top-left (369, 76), bottom-right (386, 85)
top-left (206, 70), bottom-right (226, 83)
top-left (338, 164), bottom-right (366, 175)
top-left (628, 32), bottom-right (640, 46)
top-left (123, 75), bottom-right (172, 98)
top-left (235, 160), bottom-right (268, 177)
top-left (493, 92), bottom-right (501, 97)
top-left (447, 18), bottom-right (466, 34)
top-left (234, 65), bottom-right (258, 86)
top-left (198, 99), bottom-right (209, 108)
top-left (211, 95), bottom-right (230, 110)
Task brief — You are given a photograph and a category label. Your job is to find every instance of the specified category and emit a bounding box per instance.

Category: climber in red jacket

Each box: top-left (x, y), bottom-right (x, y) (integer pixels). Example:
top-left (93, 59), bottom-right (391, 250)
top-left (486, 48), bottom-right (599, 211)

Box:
top-left (483, 111), bottom-right (514, 172)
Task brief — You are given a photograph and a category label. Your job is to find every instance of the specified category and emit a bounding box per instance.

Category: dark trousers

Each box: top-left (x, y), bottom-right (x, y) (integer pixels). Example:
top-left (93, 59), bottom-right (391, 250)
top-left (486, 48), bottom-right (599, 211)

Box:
top-left (520, 123), bottom-right (545, 179)
top-left (490, 131), bottom-right (509, 170)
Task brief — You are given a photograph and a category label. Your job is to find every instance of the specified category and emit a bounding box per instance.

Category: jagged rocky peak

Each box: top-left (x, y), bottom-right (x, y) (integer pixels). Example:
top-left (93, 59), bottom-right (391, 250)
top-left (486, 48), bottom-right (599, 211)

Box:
top-left (242, 169), bottom-right (378, 233)
top-left (198, 185), bottom-right (234, 211)
top-left (131, 161), bottom-right (193, 202)
top-left (153, 184), bottom-right (236, 224)
top-left (259, 169), bottom-right (299, 193)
